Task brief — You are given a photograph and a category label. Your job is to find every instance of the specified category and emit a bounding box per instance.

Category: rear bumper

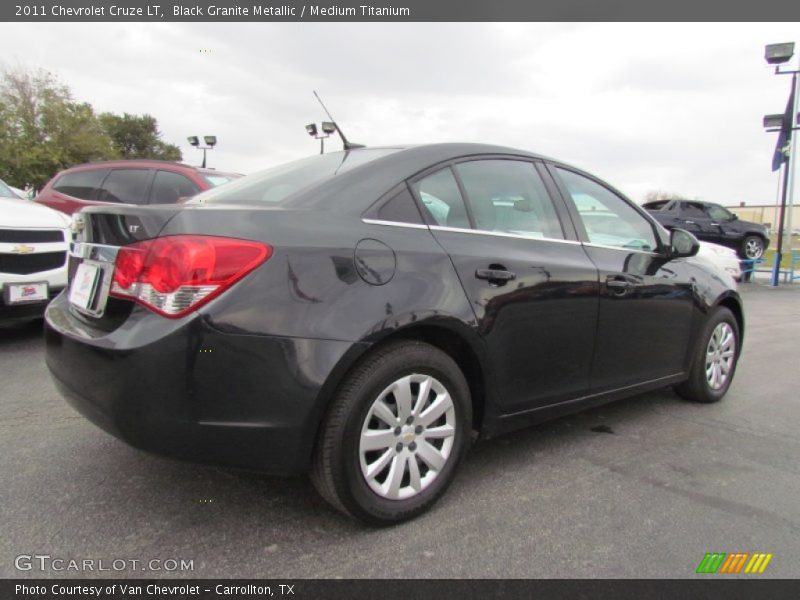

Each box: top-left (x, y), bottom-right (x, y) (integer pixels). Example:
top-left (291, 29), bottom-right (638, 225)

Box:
top-left (44, 292), bottom-right (365, 475)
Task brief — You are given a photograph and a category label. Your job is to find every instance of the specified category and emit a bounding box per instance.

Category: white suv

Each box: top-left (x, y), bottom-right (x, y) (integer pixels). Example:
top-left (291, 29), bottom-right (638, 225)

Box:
top-left (1, 196), bottom-right (70, 325)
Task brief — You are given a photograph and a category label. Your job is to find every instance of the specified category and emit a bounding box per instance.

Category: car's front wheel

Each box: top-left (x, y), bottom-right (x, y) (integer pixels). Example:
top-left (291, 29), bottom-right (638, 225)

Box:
top-left (675, 306), bottom-right (740, 403)
top-left (741, 235), bottom-right (765, 260)
top-left (311, 340), bottom-right (471, 525)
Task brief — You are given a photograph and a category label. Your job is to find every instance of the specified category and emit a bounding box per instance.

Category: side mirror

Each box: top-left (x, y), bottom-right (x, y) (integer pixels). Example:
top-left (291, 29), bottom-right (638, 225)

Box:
top-left (670, 228), bottom-right (699, 258)
top-left (731, 214), bottom-right (738, 221)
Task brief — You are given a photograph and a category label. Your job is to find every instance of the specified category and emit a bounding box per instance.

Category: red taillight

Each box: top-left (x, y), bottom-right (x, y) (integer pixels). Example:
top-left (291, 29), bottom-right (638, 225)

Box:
top-left (110, 235), bottom-right (271, 318)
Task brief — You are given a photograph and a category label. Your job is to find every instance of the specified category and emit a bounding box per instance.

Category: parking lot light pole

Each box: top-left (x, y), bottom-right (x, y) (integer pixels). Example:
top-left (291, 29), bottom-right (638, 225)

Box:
top-left (187, 135), bottom-right (217, 168)
top-left (764, 42), bottom-right (800, 286)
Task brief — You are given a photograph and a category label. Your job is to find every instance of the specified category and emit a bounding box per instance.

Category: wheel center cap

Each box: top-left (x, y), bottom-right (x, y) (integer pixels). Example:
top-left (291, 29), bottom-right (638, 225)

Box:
top-left (402, 430), bottom-right (415, 443)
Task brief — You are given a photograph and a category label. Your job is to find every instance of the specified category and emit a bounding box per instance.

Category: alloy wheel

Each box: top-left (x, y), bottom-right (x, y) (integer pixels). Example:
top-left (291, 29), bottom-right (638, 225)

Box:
top-left (705, 322), bottom-right (736, 390)
top-left (359, 374), bottom-right (456, 500)
top-left (744, 238), bottom-right (764, 259)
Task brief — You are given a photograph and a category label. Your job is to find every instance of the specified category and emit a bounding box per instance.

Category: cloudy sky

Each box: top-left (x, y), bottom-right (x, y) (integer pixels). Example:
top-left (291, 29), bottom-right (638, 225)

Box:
top-left (1, 22), bottom-right (798, 205)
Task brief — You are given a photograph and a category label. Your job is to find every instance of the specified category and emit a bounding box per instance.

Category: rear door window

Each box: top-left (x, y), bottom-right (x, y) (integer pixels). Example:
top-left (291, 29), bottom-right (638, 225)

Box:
top-left (53, 169), bottom-right (109, 199)
top-left (412, 168), bottom-right (470, 229)
top-left (454, 159), bottom-right (565, 240)
top-left (96, 169), bottom-right (152, 205)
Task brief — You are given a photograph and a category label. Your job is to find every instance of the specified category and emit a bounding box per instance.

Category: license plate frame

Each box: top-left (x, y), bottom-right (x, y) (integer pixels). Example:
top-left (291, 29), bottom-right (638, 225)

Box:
top-left (3, 281), bottom-right (49, 305)
top-left (69, 262), bottom-right (102, 312)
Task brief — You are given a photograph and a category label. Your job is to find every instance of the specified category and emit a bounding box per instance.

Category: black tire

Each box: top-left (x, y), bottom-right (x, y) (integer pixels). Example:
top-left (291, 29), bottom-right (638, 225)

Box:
top-left (740, 235), bottom-right (765, 260)
top-left (310, 340), bottom-right (472, 525)
top-left (675, 307), bottom-right (740, 404)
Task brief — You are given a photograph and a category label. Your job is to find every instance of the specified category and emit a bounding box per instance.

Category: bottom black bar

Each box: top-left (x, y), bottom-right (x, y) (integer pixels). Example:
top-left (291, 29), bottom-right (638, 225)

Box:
top-left (2, 579), bottom-right (800, 600)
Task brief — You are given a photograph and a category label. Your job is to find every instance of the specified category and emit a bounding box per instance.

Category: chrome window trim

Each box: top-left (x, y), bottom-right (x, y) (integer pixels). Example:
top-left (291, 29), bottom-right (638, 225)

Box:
top-left (361, 218), bottom-right (429, 230)
top-left (581, 242), bottom-right (660, 256)
top-left (429, 225), bottom-right (581, 245)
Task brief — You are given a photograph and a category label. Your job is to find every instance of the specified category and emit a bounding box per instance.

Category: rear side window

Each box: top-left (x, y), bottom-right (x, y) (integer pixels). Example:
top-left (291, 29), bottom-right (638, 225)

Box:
top-left (454, 160), bottom-right (564, 240)
top-left (366, 187), bottom-right (424, 224)
top-left (53, 169), bottom-right (108, 199)
top-left (96, 169), bottom-right (151, 205)
top-left (681, 202), bottom-right (708, 219)
top-left (150, 171), bottom-right (200, 204)
top-left (412, 168), bottom-right (470, 229)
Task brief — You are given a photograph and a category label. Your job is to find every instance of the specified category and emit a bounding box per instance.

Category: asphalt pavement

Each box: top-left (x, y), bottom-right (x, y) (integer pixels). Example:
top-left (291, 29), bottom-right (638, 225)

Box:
top-left (1, 283), bottom-right (799, 578)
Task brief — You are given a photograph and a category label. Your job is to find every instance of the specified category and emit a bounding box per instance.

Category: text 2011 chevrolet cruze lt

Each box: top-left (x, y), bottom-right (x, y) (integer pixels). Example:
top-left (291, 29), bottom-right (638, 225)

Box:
top-left (45, 144), bottom-right (744, 524)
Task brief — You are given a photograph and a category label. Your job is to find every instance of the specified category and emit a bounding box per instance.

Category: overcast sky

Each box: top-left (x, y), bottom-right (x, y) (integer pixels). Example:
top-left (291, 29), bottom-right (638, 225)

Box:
top-left (2, 22), bottom-right (798, 205)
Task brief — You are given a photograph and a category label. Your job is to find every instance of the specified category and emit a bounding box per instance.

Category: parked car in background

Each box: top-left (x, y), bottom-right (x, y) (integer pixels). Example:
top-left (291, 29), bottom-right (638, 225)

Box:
top-left (643, 199), bottom-right (769, 260)
top-left (45, 144), bottom-right (744, 524)
top-left (34, 160), bottom-right (240, 215)
top-left (0, 178), bottom-right (23, 200)
top-left (695, 241), bottom-right (742, 282)
top-left (1, 196), bottom-right (70, 325)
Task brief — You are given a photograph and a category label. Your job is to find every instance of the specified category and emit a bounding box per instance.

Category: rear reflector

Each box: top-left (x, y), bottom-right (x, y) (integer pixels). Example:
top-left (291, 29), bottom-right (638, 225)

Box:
top-left (110, 235), bottom-right (271, 318)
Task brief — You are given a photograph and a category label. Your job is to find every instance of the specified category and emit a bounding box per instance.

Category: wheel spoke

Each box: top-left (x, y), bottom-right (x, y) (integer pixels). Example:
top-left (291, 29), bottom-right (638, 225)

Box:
top-left (419, 393), bottom-right (451, 427)
top-left (384, 454), bottom-right (407, 499)
top-left (407, 455), bottom-right (422, 492)
top-left (413, 376), bottom-right (433, 416)
top-left (424, 424), bottom-right (455, 440)
top-left (361, 429), bottom-right (396, 452)
top-left (372, 399), bottom-right (398, 427)
top-left (365, 448), bottom-right (395, 479)
top-left (416, 440), bottom-right (446, 471)
top-left (393, 376), bottom-right (414, 422)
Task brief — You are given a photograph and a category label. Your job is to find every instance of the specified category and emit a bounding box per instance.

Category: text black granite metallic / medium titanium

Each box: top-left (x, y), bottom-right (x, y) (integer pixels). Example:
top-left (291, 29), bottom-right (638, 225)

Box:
top-left (45, 144), bottom-right (744, 524)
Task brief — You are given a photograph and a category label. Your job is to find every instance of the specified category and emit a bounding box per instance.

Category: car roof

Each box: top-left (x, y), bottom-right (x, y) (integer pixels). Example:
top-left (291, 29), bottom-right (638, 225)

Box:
top-left (62, 159), bottom-right (204, 172)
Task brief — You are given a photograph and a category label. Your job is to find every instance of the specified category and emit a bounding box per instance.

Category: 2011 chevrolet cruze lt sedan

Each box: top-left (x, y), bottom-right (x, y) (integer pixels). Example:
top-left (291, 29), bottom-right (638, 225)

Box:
top-left (45, 144), bottom-right (744, 524)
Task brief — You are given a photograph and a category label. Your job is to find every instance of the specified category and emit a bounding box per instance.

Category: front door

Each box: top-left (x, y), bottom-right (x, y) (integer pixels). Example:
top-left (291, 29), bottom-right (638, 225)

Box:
top-left (550, 166), bottom-right (695, 392)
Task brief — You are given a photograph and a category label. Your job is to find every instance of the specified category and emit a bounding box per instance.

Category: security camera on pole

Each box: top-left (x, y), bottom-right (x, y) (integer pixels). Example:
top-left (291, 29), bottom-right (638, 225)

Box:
top-left (763, 42), bottom-right (800, 286)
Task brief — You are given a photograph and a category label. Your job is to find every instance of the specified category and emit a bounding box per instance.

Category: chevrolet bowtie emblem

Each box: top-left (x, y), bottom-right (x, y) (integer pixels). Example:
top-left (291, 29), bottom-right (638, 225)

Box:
top-left (11, 244), bottom-right (35, 254)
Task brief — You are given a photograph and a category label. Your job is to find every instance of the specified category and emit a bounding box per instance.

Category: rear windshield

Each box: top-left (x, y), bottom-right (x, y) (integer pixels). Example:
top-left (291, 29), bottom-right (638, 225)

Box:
top-left (191, 149), bottom-right (399, 205)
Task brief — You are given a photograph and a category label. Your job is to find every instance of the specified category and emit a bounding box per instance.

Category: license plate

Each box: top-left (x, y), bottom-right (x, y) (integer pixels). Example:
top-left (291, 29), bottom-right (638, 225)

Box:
top-left (69, 263), bottom-right (101, 310)
top-left (5, 282), bottom-right (49, 304)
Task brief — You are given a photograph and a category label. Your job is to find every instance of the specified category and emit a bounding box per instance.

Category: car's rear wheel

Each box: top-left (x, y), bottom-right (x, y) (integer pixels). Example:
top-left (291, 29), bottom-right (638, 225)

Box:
top-left (675, 307), bottom-right (739, 403)
top-left (310, 340), bottom-right (471, 525)
top-left (741, 235), bottom-right (765, 260)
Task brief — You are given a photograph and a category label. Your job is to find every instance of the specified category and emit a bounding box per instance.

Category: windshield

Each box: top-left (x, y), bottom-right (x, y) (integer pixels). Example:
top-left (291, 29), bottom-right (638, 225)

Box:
top-left (201, 173), bottom-right (240, 187)
top-left (0, 179), bottom-right (16, 198)
top-left (191, 149), bottom-right (400, 205)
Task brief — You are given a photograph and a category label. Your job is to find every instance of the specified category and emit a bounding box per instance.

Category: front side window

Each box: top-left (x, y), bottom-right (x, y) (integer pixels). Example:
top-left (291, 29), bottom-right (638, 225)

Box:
top-left (556, 167), bottom-right (657, 252)
top-left (53, 169), bottom-right (109, 199)
top-left (151, 171), bottom-right (200, 204)
top-left (706, 204), bottom-right (733, 222)
top-left (412, 168), bottom-right (470, 228)
top-left (454, 160), bottom-right (564, 240)
top-left (96, 169), bottom-right (151, 205)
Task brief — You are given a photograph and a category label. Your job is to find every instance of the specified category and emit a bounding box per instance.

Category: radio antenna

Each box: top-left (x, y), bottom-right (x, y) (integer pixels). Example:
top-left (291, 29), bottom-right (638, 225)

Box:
top-left (313, 91), bottom-right (365, 151)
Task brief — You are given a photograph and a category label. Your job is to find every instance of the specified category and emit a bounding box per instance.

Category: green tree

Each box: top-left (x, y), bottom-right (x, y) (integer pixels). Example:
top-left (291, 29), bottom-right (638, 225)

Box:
top-left (0, 68), bottom-right (117, 189)
top-left (99, 112), bottom-right (182, 161)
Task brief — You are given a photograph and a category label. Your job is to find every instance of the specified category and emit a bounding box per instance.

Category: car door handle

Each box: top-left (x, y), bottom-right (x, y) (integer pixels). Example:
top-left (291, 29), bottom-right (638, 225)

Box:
top-left (476, 267), bottom-right (516, 284)
top-left (606, 274), bottom-right (643, 292)
top-left (682, 220), bottom-right (695, 225)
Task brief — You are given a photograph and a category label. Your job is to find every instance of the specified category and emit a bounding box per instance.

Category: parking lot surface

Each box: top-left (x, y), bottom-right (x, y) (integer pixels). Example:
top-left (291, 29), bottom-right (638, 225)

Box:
top-left (2, 284), bottom-right (799, 578)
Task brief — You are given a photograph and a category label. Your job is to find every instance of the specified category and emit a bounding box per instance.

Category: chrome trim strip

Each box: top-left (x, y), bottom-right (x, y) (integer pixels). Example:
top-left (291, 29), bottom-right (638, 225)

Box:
top-left (429, 225), bottom-right (582, 245)
top-left (581, 242), bottom-right (659, 256)
top-left (361, 218), bottom-right (430, 230)
top-left (69, 242), bottom-right (120, 262)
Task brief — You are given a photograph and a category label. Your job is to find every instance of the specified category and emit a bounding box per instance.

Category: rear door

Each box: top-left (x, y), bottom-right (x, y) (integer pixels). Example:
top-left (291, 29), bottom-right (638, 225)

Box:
top-left (549, 165), bottom-right (695, 391)
top-left (411, 158), bottom-right (599, 414)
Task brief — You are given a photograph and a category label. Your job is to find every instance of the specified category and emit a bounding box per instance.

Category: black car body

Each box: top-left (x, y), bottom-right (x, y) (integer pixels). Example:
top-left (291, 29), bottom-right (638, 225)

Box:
top-left (45, 144), bottom-right (744, 523)
top-left (643, 199), bottom-right (769, 259)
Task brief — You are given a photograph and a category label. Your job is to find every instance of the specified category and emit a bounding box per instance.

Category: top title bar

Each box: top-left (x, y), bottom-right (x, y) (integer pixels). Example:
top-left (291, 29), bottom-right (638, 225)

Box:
top-left (4, 0), bottom-right (800, 21)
